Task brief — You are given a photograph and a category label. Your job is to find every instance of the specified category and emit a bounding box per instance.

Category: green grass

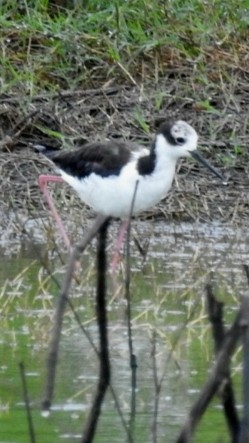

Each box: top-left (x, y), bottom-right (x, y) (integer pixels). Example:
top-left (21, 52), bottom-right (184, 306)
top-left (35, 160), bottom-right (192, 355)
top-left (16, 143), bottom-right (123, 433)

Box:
top-left (0, 0), bottom-right (248, 94)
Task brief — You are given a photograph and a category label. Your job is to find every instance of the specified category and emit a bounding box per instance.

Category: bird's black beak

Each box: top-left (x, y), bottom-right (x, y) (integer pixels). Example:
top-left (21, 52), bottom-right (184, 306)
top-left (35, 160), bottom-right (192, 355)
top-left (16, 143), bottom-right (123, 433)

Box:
top-left (190, 150), bottom-right (226, 183)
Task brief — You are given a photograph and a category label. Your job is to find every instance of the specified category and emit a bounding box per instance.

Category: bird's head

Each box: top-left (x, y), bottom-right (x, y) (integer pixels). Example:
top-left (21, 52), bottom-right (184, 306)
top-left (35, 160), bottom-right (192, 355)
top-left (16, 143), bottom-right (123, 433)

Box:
top-left (156, 120), bottom-right (198, 158)
top-left (155, 120), bottom-right (226, 182)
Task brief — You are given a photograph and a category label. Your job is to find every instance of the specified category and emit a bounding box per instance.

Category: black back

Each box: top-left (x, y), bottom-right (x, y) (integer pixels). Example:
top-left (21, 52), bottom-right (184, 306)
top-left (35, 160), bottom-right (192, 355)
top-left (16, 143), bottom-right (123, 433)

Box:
top-left (43, 140), bottom-right (135, 178)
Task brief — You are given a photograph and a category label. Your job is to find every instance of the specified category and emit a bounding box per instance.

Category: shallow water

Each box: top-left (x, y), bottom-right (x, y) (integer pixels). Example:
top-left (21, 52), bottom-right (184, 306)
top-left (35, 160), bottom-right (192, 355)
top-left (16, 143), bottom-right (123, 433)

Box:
top-left (0, 220), bottom-right (246, 443)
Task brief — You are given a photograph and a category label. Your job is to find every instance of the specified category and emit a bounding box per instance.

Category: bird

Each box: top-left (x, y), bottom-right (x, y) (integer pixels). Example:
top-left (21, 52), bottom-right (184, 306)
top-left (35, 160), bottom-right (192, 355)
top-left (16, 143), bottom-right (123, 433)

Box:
top-left (35, 119), bottom-right (225, 269)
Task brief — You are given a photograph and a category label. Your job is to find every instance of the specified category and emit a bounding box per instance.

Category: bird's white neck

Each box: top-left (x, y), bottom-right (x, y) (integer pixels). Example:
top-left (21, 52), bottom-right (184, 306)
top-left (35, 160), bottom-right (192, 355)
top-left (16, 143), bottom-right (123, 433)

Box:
top-left (153, 133), bottom-right (178, 176)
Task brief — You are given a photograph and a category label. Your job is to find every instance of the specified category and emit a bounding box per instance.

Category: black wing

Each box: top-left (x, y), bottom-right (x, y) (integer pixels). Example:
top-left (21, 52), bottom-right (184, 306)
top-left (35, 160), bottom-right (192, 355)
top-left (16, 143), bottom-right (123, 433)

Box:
top-left (37, 140), bottom-right (136, 179)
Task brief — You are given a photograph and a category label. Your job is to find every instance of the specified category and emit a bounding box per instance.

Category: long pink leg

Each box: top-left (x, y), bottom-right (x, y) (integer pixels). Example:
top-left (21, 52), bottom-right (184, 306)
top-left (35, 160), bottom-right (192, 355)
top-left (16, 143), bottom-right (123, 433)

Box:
top-left (110, 220), bottom-right (129, 272)
top-left (38, 174), bottom-right (71, 250)
top-left (39, 175), bottom-right (129, 270)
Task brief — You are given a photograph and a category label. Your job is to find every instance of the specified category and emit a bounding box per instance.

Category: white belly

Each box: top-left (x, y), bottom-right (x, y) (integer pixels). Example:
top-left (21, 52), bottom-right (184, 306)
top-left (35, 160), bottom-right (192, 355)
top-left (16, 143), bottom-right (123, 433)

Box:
top-left (60, 161), bottom-right (175, 218)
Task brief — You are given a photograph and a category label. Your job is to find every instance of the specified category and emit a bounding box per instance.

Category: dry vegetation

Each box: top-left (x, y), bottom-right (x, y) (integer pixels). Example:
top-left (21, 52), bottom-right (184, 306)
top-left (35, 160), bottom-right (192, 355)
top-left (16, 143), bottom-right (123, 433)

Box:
top-left (0, 0), bottom-right (249, 235)
top-left (1, 4), bottom-right (249, 442)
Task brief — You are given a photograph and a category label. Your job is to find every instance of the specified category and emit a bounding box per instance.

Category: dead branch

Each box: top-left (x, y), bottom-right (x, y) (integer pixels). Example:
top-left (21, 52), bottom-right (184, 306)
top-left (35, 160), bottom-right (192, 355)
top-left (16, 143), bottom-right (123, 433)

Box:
top-left (176, 303), bottom-right (243, 443)
top-left (125, 181), bottom-right (139, 428)
top-left (81, 219), bottom-right (110, 443)
top-left (151, 330), bottom-right (160, 443)
top-left (42, 214), bottom-right (108, 411)
top-left (239, 295), bottom-right (249, 443)
top-left (19, 361), bottom-right (37, 443)
top-left (0, 109), bottom-right (40, 152)
top-left (206, 284), bottom-right (240, 443)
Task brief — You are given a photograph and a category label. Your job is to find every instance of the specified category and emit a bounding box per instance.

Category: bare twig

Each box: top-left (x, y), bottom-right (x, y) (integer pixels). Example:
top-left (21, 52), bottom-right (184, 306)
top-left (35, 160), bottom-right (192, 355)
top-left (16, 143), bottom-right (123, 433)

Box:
top-left (133, 233), bottom-right (150, 263)
top-left (19, 362), bottom-right (36, 443)
top-left (67, 286), bottom-right (134, 443)
top-left (1, 109), bottom-right (39, 151)
top-left (239, 295), bottom-right (249, 443)
top-left (243, 265), bottom-right (249, 285)
top-left (42, 214), bottom-right (108, 411)
top-left (206, 284), bottom-right (240, 443)
top-left (66, 298), bottom-right (133, 443)
top-left (18, 214), bottom-right (133, 440)
top-left (0, 86), bottom-right (123, 104)
top-left (125, 181), bottom-right (139, 428)
top-left (205, 283), bottom-right (224, 353)
top-left (151, 331), bottom-right (160, 443)
top-left (176, 305), bottom-right (243, 443)
top-left (81, 219), bottom-right (110, 443)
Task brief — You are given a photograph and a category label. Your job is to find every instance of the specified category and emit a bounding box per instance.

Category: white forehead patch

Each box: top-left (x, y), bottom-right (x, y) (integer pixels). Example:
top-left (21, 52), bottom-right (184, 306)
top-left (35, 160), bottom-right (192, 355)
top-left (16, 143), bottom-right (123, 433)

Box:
top-left (171, 121), bottom-right (193, 139)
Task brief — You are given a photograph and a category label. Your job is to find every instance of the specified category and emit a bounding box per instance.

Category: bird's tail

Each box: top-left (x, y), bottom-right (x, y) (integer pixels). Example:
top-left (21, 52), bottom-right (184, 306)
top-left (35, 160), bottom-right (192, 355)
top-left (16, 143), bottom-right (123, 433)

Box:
top-left (33, 143), bottom-right (61, 159)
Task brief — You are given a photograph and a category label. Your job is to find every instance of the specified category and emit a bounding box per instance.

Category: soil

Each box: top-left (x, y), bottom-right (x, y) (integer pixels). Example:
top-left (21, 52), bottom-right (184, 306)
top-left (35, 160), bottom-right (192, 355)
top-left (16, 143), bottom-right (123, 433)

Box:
top-left (1, 74), bottom-right (249, 234)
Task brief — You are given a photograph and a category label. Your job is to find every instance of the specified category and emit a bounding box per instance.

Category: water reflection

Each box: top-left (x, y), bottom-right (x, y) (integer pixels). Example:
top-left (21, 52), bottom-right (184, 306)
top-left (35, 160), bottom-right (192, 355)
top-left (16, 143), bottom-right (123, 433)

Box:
top-left (0, 220), bottom-right (246, 442)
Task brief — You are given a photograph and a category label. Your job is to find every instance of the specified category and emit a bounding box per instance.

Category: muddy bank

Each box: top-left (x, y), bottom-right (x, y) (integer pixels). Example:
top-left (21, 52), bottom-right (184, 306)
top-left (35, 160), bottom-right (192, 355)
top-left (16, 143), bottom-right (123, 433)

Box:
top-left (0, 77), bottom-right (249, 229)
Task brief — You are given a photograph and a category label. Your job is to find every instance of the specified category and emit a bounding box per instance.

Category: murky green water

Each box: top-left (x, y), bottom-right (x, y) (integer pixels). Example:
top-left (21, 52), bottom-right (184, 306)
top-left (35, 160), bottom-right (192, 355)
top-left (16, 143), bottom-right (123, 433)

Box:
top-left (0, 220), bottom-right (246, 442)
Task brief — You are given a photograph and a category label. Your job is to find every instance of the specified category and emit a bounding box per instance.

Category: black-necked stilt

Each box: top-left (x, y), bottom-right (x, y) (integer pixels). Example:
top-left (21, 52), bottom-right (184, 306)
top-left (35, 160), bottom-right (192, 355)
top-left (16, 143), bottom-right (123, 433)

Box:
top-left (36, 120), bottom-right (225, 267)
